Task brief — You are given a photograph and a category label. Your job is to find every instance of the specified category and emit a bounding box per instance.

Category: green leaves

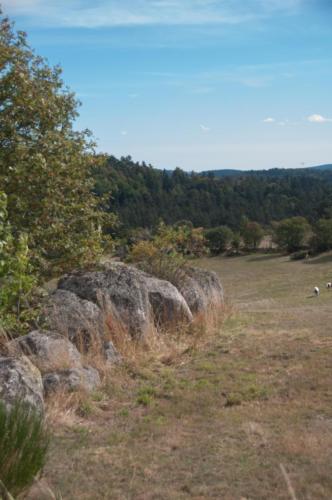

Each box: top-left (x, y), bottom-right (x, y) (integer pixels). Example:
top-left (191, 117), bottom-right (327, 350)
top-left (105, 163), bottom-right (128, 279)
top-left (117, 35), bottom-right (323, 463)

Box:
top-left (0, 14), bottom-right (113, 275)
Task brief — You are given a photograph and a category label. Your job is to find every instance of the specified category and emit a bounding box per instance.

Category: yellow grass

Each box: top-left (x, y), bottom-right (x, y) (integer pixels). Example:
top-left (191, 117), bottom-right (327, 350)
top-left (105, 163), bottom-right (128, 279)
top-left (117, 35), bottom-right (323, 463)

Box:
top-left (38, 252), bottom-right (332, 499)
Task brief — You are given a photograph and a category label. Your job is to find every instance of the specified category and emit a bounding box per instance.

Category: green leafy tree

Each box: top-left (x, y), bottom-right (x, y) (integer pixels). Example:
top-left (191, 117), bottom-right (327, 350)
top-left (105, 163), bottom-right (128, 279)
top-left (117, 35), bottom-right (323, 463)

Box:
top-left (0, 13), bottom-right (112, 274)
top-left (205, 226), bottom-right (233, 254)
top-left (311, 218), bottom-right (332, 252)
top-left (274, 217), bottom-right (310, 253)
top-left (241, 221), bottom-right (264, 249)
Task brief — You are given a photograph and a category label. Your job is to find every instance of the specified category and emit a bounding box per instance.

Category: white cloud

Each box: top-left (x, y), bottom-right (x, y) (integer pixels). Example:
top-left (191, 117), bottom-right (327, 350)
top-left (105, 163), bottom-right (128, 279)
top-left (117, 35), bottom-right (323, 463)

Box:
top-left (263, 117), bottom-right (275, 123)
top-left (120, 130), bottom-right (128, 135)
top-left (200, 124), bottom-right (210, 132)
top-left (307, 114), bottom-right (332, 123)
top-left (1, 0), bottom-right (303, 28)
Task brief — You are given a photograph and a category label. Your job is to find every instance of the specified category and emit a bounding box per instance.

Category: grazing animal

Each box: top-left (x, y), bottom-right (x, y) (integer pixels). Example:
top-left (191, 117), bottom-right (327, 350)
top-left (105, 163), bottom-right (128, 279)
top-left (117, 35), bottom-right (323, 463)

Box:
top-left (314, 286), bottom-right (320, 296)
top-left (327, 282), bottom-right (332, 289)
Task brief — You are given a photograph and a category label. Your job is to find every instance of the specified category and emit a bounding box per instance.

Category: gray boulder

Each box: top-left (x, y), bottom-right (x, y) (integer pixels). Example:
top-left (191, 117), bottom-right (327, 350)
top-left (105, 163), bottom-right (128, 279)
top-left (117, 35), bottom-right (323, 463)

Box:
top-left (8, 330), bottom-right (82, 374)
top-left (8, 331), bottom-right (101, 396)
top-left (43, 366), bottom-right (100, 395)
top-left (144, 274), bottom-right (193, 328)
top-left (104, 340), bottom-right (122, 365)
top-left (177, 267), bottom-right (224, 314)
top-left (0, 356), bottom-right (44, 413)
top-left (58, 263), bottom-right (193, 338)
top-left (45, 289), bottom-right (106, 352)
top-left (58, 263), bottom-right (152, 339)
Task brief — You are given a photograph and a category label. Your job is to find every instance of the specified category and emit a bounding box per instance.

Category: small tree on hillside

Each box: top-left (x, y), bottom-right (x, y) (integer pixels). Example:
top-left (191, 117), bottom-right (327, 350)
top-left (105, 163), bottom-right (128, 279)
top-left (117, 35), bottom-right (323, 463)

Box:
top-left (241, 221), bottom-right (264, 250)
top-left (0, 12), bottom-right (113, 274)
top-left (274, 217), bottom-right (311, 253)
top-left (205, 226), bottom-right (233, 255)
top-left (311, 218), bottom-right (332, 252)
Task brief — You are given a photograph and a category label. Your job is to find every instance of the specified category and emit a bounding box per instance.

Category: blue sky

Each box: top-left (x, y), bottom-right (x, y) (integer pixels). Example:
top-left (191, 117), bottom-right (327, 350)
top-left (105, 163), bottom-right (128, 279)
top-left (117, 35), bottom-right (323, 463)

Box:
top-left (3, 0), bottom-right (332, 171)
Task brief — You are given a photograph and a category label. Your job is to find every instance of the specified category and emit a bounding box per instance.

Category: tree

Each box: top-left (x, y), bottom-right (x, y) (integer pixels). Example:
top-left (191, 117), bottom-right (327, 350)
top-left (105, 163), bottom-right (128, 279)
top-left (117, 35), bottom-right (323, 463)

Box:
top-left (311, 218), bottom-right (332, 252)
top-left (241, 221), bottom-right (264, 250)
top-left (0, 13), bottom-right (112, 274)
top-left (205, 226), bottom-right (233, 254)
top-left (274, 217), bottom-right (310, 253)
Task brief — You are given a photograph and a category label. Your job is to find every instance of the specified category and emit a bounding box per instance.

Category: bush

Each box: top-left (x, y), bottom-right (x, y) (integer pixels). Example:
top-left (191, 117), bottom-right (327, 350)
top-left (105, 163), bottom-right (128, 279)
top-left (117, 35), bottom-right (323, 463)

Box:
top-left (0, 192), bottom-right (38, 335)
top-left (311, 218), bottom-right (332, 253)
top-left (241, 220), bottom-right (264, 250)
top-left (289, 250), bottom-right (309, 260)
top-left (273, 217), bottom-right (311, 253)
top-left (0, 400), bottom-right (49, 497)
top-left (205, 226), bottom-right (233, 255)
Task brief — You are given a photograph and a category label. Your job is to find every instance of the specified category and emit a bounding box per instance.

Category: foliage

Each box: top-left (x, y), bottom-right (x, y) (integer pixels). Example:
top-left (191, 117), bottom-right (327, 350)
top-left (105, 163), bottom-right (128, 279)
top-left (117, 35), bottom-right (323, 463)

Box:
top-left (241, 220), bottom-right (264, 249)
top-left (205, 226), bottom-right (233, 254)
top-left (94, 155), bottom-right (332, 233)
top-left (0, 400), bottom-right (49, 497)
top-left (0, 192), bottom-right (37, 335)
top-left (128, 222), bottom-right (194, 285)
top-left (231, 233), bottom-right (241, 251)
top-left (311, 218), bottom-right (332, 252)
top-left (0, 14), bottom-right (114, 274)
top-left (273, 217), bottom-right (311, 253)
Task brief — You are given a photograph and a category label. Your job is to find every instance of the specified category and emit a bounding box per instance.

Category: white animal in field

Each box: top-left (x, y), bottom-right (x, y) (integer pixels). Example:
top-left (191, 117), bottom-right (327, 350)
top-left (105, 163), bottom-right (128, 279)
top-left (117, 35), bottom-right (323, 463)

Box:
top-left (314, 286), bottom-right (320, 296)
top-left (326, 282), bottom-right (332, 289)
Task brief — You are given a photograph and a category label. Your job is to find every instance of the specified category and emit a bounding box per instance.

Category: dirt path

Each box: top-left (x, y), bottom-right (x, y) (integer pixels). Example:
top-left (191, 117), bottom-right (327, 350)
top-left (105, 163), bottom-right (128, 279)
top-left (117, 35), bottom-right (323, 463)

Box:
top-left (43, 254), bottom-right (332, 499)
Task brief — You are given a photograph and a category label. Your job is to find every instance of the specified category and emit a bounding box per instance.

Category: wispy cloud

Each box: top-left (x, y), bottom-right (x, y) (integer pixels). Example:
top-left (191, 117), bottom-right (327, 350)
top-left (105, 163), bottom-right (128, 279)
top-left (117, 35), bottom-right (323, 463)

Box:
top-left (2, 0), bottom-right (304, 28)
top-left (307, 114), bottom-right (332, 123)
top-left (263, 117), bottom-right (275, 123)
top-left (200, 124), bottom-right (211, 132)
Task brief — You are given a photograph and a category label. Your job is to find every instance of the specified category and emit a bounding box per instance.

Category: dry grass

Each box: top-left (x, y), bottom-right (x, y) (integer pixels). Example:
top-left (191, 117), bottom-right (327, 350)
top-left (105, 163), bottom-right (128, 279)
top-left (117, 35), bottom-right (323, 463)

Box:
top-left (37, 252), bottom-right (332, 499)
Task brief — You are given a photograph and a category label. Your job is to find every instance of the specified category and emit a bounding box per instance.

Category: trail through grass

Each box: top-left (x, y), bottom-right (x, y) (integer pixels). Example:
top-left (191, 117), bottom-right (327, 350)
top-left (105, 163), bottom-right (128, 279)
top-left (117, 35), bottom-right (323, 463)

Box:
top-left (42, 253), bottom-right (332, 499)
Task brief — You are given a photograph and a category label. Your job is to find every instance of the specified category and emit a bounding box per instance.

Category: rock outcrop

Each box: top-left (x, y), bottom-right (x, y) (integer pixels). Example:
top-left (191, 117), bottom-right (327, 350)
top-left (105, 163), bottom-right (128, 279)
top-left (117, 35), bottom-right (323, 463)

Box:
top-left (8, 331), bottom-right (101, 395)
top-left (43, 366), bottom-right (100, 396)
top-left (144, 274), bottom-right (193, 328)
top-left (177, 267), bottom-right (224, 314)
top-left (8, 330), bottom-right (82, 373)
top-left (58, 262), bottom-right (193, 338)
top-left (0, 356), bottom-right (44, 413)
top-left (45, 289), bottom-right (106, 352)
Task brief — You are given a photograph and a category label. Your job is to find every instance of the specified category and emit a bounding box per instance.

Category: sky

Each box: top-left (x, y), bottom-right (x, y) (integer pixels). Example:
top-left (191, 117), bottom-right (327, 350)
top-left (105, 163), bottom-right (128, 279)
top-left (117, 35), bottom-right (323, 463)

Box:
top-left (2, 0), bottom-right (332, 171)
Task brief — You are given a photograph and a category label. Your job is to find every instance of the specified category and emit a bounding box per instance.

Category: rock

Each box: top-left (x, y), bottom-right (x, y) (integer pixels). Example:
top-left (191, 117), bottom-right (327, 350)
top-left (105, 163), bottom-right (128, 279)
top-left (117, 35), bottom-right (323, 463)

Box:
top-left (144, 275), bottom-right (193, 328)
top-left (177, 267), bottom-right (224, 314)
top-left (0, 356), bottom-right (44, 413)
top-left (45, 289), bottom-right (106, 352)
top-left (58, 263), bottom-right (193, 338)
top-left (43, 366), bottom-right (100, 395)
top-left (58, 263), bottom-right (152, 339)
top-left (8, 330), bottom-right (82, 374)
top-left (104, 340), bottom-right (122, 365)
top-left (8, 331), bottom-right (102, 396)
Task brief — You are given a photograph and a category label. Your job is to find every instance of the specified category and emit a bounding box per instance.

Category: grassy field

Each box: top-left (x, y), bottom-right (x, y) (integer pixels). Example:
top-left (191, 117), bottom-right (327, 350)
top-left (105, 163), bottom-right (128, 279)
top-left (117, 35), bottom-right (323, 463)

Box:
top-left (39, 253), bottom-right (332, 499)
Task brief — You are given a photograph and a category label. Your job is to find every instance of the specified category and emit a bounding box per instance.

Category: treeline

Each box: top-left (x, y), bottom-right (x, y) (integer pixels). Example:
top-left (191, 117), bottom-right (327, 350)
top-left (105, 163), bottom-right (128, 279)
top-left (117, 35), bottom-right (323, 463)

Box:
top-left (94, 156), bottom-right (332, 233)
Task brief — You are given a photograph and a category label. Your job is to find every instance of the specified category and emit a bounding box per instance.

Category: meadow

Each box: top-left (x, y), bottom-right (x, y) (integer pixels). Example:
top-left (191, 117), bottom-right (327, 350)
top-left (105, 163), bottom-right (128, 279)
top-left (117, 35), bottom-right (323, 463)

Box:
top-left (39, 253), bottom-right (332, 499)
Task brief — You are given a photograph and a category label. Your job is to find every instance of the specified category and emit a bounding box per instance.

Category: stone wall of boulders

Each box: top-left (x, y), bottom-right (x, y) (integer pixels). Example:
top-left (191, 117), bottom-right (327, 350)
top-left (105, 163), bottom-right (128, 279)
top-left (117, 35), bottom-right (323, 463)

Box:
top-left (0, 262), bottom-right (223, 412)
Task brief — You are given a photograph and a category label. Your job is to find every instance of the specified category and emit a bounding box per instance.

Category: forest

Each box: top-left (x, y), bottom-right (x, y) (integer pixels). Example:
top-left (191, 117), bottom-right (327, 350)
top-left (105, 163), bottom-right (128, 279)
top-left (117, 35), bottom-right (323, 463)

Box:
top-left (94, 155), bottom-right (332, 233)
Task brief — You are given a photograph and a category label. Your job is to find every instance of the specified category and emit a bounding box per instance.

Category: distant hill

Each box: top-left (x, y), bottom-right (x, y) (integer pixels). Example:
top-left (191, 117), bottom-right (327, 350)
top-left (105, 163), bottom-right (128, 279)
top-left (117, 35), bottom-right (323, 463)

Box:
top-left (200, 164), bottom-right (332, 178)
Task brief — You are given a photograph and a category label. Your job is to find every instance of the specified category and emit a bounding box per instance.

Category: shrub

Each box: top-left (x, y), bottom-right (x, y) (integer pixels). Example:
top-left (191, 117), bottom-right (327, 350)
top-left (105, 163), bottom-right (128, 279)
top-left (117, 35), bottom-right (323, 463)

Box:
top-left (0, 192), bottom-right (38, 335)
top-left (205, 226), bottom-right (233, 255)
top-left (273, 217), bottom-right (311, 253)
top-left (311, 218), bottom-right (332, 253)
top-left (128, 222), bottom-right (189, 285)
top-left (241, 220), bottom-right (264, 250)
top-left (0, 400), bottom-right (49, 497)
